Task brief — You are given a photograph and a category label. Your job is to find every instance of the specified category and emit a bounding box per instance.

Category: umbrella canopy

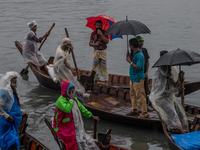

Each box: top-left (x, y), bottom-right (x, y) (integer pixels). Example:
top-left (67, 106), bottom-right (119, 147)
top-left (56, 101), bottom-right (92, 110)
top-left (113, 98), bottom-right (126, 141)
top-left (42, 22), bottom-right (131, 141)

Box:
top-left (86, 14), bottom-right (122, 40)
top-left (152, 49), bottom-right (200, 68)
top-left (104, 19), bottom-right (151, 36)
top-left (104, 16), bottom-right (151, 52)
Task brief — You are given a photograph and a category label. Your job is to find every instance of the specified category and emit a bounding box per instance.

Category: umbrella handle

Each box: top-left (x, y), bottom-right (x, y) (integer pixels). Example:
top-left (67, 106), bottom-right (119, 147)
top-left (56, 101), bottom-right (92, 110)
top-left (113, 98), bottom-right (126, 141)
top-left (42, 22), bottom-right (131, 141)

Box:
top-left (127, 35), bottom-right (129, 53)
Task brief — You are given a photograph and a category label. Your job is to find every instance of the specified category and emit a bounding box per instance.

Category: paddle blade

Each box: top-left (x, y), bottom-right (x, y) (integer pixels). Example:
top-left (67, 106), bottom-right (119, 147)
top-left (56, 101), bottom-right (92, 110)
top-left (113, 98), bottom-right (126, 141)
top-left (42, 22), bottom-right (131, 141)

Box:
top-left (20, 69), bottom-right (29, 74)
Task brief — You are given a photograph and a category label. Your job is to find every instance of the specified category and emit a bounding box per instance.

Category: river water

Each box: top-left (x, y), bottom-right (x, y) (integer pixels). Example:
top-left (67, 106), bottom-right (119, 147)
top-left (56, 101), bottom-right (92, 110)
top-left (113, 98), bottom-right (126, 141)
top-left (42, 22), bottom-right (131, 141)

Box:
top-left (1, 0), bottom-right (200, 149)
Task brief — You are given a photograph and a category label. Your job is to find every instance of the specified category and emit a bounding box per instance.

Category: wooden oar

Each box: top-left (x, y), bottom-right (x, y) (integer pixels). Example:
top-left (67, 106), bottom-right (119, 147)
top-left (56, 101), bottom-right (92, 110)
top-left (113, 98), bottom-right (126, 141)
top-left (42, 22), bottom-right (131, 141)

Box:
top-left (64, 28), bottom-right (80, 79)
top-left (38, 23), bottom-right (55, 51)
top-left (93, 119), bottom-right (97, 139)
top-left (21, 23), bottom-right (55, 74)
top-left (180, 70), bottom-right (185, 109)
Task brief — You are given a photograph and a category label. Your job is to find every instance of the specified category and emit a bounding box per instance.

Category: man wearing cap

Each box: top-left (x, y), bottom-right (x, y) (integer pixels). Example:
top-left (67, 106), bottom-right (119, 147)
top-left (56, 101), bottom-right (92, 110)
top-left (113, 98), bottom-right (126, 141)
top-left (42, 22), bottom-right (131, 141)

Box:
top-left (23, 20), bottom-right (49, 73)
top-left (53, 38), bottom-right (85, 93)
top-left (134, 35), bottom-right (152, 111)
top-left (89, 20), bottom-right (109, 81)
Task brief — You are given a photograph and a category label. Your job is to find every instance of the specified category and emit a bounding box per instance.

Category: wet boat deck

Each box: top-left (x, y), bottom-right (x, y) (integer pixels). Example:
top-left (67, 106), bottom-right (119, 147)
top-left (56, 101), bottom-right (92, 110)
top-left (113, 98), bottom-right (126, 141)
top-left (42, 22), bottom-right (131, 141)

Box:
top-left (85, 93), bottom-right (160, 120)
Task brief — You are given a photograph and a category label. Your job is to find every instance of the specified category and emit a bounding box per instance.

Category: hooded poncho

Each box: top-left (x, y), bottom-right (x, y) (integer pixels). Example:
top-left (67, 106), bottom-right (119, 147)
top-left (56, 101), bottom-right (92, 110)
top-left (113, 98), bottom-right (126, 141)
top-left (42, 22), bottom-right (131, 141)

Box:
top-left (53, 80), bottom-right (99, 150)
top-left (150, 66), bottom-right (188, 132)
top-left (0, 71), bottom-right (22, 150)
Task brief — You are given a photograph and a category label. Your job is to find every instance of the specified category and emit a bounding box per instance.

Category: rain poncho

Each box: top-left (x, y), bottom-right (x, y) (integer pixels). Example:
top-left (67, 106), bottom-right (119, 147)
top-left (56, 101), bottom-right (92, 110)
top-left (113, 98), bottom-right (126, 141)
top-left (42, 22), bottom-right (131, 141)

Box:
top-left (22, 21), bottom-right (47, 66)
top-left (0, 71), bottom-right (22, 150)
top-left (53, 45), bottom-right (85, 93)
top-left (53, 80), bottom-right (99, 150)
top-left (47, 64), bottom-right (57, 82)
top-left (150, 66), bottom-right (188, 132)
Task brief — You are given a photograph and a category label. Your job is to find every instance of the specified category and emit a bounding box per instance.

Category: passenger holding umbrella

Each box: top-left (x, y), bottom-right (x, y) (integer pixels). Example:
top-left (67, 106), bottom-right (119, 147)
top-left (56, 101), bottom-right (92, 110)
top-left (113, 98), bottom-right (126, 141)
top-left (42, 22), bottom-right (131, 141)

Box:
top-left (89, 20), bottom-right (109, 81)
top-left (150, 48), bottom-right (200, 133)
top-left (86, 15), bottom-right (121, 82)
top-left (104, 16), bottom-right (151, 118)
top-left (126, 38), bottom-right (149, 118)
top-left (150, 51), bottom-right (188, 134)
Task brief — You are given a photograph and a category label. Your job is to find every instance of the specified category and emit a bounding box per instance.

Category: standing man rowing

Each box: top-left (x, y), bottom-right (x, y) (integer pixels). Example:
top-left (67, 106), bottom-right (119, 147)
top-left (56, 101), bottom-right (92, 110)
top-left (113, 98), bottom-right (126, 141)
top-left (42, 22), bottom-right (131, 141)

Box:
top-left (89, 20), bottom-right (109, 81)
top-left (23, 20), bottom-right (49, 73)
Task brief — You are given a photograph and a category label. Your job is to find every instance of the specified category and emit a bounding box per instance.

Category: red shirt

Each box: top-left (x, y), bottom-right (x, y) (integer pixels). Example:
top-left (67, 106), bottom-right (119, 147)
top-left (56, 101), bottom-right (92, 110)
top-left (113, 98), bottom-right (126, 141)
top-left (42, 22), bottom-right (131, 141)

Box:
top-left (90, 30), bottom-right (108, 50)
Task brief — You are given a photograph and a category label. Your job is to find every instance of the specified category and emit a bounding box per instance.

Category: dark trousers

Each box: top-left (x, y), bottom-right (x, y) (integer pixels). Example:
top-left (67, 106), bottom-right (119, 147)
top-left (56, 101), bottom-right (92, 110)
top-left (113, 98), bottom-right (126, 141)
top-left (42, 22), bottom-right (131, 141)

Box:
top-left (7, 142), bottom-right (17, 150)
top-left (144, 76), bottom-right (150, 105)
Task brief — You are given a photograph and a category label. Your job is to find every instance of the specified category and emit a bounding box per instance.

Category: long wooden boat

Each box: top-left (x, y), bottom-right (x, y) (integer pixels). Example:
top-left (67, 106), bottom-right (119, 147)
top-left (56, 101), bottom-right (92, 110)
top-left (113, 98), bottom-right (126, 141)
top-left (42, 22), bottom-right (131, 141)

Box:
top-left (15, 41), bottom-right (200, 95)
top-left (15, 41), bottom-right (200, 129)
top-left (80, 82), bottom-right (200, 129)
top-left (18, 113), bottom-right (50, 150)
top-left (44, 116), bottom-right (132, 150)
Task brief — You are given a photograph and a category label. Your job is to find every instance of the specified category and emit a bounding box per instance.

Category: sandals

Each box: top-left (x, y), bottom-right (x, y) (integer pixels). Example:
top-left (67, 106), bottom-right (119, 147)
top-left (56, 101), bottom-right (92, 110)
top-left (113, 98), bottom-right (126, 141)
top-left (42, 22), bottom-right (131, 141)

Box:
top-left (147, 106), bottom-right (154, 112)
top-left (138, 106), bottom-right (153, 113)
top-left (126, 109), bottom-right (138, 116)
top-left (138, 113), bottom-right (149, 118)
top-left (138, 108), bottom-right (142, 113)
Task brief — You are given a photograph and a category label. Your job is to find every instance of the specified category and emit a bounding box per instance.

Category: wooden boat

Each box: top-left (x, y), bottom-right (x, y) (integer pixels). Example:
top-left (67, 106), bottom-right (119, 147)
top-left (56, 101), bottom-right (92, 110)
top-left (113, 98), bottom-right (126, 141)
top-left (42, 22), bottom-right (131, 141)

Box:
top-left (19, 132), bottom-right (49, 150)
top-left (18, 113), bottom-right (50, 150)
top-left (79, 82), bottom-right (200, 129)
top-left (15, 41), bottom-right (200, 95)
top-left (44, 116), bottom-right (132, 150)
top-left (160, 113), bottom-right (199, 150)
top-left (161, 120), bottom-right (183, 150)
top-left (15, 41), bottom-right (200, 129)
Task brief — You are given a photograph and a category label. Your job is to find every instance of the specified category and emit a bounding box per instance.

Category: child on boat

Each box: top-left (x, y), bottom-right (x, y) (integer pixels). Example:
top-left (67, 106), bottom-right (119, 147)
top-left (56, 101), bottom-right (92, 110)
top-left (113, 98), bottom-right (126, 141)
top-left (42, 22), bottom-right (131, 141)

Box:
top-left (46, 57), bottom-right (57, 83)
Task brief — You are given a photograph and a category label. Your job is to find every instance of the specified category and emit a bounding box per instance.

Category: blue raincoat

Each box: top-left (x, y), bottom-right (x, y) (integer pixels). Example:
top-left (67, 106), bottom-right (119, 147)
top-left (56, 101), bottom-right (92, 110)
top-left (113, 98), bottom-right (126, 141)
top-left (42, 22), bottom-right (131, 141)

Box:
top-left (0, 90), bottom-right (22, 150)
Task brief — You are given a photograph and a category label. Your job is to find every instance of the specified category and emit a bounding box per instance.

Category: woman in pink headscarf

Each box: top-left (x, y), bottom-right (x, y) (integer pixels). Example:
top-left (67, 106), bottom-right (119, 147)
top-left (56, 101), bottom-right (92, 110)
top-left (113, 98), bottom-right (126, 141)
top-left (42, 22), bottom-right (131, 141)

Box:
top-left (22, 20), bottom-right (49, 73)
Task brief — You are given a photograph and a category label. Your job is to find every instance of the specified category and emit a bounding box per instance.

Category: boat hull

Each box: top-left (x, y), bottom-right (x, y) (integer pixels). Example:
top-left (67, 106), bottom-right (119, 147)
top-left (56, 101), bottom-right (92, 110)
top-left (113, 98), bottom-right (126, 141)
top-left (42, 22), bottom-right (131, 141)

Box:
top-left (44, 116), bottom-right (132, 150)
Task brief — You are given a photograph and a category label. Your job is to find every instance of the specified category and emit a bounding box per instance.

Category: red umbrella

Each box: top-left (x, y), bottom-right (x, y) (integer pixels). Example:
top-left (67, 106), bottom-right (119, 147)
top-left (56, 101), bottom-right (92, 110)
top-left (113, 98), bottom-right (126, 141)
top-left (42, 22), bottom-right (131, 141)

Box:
top-left (86, 14), bottom-right (116, 40)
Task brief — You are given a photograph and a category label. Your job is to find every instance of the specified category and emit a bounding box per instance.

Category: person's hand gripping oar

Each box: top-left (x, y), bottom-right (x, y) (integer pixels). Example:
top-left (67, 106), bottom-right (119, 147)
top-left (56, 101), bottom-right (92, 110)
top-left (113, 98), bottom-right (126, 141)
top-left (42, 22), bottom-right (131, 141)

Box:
top-left (20, 23), bottom-right (55, 74)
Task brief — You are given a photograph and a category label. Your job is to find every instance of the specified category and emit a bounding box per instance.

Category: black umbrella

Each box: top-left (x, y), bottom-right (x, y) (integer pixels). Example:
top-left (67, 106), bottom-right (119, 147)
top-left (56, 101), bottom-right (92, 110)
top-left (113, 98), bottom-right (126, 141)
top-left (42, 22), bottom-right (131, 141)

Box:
top-left (104, 16), bottom-right (151, 52)
top-left (152, 48), bottom-right (200, 108)
top-left (152, 49), bottom-right (200, 68)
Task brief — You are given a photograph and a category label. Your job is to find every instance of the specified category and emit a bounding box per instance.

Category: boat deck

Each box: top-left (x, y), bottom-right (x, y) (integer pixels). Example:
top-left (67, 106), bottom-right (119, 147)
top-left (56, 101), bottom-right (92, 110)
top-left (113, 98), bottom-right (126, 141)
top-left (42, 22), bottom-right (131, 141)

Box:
top-left (83, 86), bottom-right (196, 129)
top-left (85, 92), bottom-right (160, 120)
top-left (96, 81), bottom-right (129, 89)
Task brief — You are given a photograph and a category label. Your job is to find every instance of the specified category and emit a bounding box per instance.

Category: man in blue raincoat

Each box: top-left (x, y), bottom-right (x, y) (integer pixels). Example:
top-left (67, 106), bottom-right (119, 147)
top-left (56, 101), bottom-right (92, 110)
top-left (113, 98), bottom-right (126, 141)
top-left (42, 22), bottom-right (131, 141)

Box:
top-left (0, 71), bottom-right (22, 150)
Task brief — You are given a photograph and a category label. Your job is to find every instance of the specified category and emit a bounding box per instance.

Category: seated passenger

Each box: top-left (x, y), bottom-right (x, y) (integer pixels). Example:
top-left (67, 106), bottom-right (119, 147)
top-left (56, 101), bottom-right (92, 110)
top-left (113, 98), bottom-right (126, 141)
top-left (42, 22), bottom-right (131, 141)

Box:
top-left (150, 64), bottom-right (188, 134)
top-left (46, 57), bottom-right (57, 83)
top-left (53, 38), bottom-right (85, 93)
top-left (22, 20), bottom-right (49, 73)
top-left (53, 80), bottom-right (100, 150)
